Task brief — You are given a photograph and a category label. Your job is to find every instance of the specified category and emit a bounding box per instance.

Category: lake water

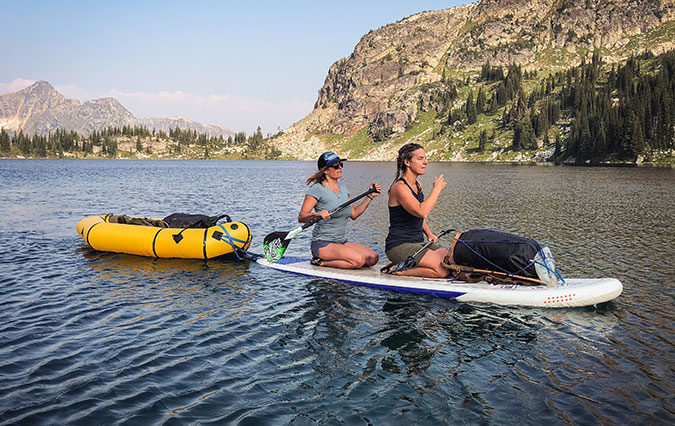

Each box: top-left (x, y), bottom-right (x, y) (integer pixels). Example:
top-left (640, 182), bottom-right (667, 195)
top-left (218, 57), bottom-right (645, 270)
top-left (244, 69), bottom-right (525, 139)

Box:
top-left (0, 159), bottom-right (673, 425)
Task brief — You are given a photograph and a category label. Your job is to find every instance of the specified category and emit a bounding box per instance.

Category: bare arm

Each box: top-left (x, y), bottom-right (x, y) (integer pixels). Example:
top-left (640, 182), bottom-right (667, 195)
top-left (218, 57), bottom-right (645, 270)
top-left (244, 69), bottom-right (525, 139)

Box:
top-left (298, 195), bottom-right (329, 223)
top-left (390, 175), bottom-right (446, 218)
top-left (422, 219), bottom-right (438, 243)
top-left (350, 182), bottom-right (382, 220)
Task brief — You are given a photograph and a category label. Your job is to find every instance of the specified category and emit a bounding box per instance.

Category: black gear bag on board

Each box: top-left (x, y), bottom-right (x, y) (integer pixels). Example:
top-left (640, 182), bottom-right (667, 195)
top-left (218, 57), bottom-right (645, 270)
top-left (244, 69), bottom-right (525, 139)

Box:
top-left (451, 229), bottom-right (542, 278)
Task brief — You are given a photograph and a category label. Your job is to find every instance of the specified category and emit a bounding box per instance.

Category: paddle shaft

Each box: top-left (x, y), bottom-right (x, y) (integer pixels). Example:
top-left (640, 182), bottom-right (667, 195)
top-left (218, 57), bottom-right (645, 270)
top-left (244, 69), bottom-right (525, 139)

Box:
top-left (381, 228), bottom-right (455, 273)
top-left (299, 184), bottom-right (378, 232)
top-left (263, 185), bottom-right (380, 262)
top-left (444, 263), bottom-right (545, 286)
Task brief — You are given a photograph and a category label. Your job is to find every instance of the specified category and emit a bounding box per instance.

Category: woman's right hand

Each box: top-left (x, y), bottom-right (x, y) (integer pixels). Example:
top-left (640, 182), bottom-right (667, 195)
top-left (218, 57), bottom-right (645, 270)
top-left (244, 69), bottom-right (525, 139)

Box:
top-left (432, 174), bottom-right (446, 192)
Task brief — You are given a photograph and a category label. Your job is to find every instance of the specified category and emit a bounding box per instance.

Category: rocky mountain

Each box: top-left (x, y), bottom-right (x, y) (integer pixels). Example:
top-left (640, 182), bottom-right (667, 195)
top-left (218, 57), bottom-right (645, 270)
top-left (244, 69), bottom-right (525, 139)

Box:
top-left (0, 81), bottom-right (235, 138)
top-left (141, 117), bottom-right (236, 139)
top-left (272, 0), bottom-right (675, 160)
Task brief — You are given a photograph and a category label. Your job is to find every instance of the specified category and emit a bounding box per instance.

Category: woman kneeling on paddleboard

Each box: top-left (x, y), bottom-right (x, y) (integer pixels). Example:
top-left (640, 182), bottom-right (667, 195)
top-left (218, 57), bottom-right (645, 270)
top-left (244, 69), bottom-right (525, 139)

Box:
top-left (384, 143), bottom-right (449, 278)
top-left (298, 151), bottom-right (382, 269)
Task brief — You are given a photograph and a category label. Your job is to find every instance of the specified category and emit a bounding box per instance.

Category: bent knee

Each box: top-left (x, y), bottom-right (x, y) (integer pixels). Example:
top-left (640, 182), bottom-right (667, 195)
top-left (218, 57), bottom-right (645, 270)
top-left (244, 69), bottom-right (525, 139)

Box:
top-left (434, 265), bottom-right (451, 278)
top-left (355, 252), bottom-right (380, 268)
top-left (344, 253), bottom-right (367, 268)
top-left (436, 269), bottom-right (450, 278)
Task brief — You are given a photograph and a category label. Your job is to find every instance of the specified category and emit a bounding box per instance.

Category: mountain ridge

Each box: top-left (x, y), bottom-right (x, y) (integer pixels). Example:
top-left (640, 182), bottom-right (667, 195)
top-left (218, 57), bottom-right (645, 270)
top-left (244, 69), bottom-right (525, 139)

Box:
top-left (271, 0), bottom-right (675, 161)
top-left (0, 81), bottom-right (236, 138)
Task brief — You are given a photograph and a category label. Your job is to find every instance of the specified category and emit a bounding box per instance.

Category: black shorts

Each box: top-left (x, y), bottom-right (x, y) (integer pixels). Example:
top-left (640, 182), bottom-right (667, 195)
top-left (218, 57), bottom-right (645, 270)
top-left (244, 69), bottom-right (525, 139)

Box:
top-left (311, 240), bottom-right (347, 258)
top-left (386, 242), bottom-right (443, 264)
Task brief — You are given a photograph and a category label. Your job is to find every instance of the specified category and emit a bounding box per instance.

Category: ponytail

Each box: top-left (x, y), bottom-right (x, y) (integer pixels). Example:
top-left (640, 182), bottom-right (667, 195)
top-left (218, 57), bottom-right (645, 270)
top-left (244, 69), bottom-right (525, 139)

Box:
top-left (306, 167), bottom-right (329, 185)
top-left (392, 143), bottom-right (424, 185)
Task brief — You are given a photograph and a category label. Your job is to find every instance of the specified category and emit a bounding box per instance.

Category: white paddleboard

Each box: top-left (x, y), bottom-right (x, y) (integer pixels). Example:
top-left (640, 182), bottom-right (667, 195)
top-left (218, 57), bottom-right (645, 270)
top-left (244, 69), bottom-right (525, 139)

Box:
top-left (257, 257), bottom-right (623, 308)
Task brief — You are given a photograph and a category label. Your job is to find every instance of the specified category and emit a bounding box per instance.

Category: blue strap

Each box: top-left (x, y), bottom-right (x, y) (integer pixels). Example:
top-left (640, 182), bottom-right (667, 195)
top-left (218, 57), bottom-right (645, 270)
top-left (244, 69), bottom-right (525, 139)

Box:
top-left (532, 250), bottom-right (565, 284)
top-left (455, 237), bottom-right (539, 276)
top-left (217, 224), bottom-right (257, 260)
top-left (454, 230), bottom-right (564, 282)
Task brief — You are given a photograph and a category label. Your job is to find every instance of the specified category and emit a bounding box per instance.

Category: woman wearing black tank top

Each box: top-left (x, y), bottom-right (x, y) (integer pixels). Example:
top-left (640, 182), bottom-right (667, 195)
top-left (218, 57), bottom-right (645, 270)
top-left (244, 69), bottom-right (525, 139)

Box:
top-left (384, 143), bottom-right (449, 278)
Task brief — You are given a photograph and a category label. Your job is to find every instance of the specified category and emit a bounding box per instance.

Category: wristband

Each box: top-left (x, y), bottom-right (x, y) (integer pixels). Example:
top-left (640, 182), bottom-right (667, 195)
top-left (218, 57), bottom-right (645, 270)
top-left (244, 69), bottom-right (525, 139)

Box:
top-left (366, 195), bottom-right (374, 200)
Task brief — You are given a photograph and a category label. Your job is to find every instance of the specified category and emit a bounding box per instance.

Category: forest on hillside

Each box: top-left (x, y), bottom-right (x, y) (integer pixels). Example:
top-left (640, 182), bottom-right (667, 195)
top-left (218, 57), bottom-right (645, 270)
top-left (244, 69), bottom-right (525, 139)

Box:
top-left (2, 50), bottom-right (673, 164)
top-left (433, 49), bottom-right (674, 164)
top-left (0, 124), bottom-right (280, 160)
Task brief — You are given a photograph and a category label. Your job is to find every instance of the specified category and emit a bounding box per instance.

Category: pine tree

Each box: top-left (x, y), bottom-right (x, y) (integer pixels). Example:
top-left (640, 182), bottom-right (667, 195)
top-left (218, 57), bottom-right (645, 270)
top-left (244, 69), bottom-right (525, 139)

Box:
top-left (479, 129), bottom-right (488, 152)
top-left (476, 87), bottom-right (486, 115)
top-left (505, 64), bottom-right (523, 100)
top-left (34, 135), bottom-right (47, 157)
top-left (579, 117), bottom-right (593, 162)
top-left (596, 121), bottom-right (607, 161)
top-left (521, 118), bottom-right (535, 149)
top-left (487, 93), bottom-right (498, 115)
top-left (466, 91), bottom-right (477, 124)
top-left (513, 118), bottom-right (535, 151)
top-left (508, 90), bottom-right (527, 127)
top-left (496, 82), bottom-right (508, 107)
top-left (630, 114), bottom-right (646, 158)
top-left (481, 62), bottom-right (490, 81)
top-left (17, 131), bottom-right (31, 155)
top-left (536, 107), bottom-right (549, 137)
top-left (247, 126), bottom-right (264, 151)
top-left (234, 132), bottom-right (246, 144)
top-left (0, 129), bottom-right (10, 152)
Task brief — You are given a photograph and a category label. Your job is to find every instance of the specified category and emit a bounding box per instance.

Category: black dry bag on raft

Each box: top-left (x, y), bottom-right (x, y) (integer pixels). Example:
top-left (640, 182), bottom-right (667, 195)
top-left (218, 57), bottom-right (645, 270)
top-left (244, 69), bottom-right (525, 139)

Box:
top-left (163, 213), bottom-right (231, 228)
top-left (449, 229), bottom-right (558, 284)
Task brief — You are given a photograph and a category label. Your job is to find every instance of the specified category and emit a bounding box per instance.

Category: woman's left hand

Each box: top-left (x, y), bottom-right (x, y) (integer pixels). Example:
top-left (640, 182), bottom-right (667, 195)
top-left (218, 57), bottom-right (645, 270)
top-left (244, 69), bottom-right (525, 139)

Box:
top-left (370, 182), bottom-right (382, 197)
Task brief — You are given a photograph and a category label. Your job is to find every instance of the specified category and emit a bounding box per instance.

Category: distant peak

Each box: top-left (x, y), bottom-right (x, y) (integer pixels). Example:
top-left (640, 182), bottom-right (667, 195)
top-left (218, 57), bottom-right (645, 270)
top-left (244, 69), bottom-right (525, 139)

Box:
top-left (84, 97), bottom-right (122, 104)
top-left (20, 80), bottom-right (59, 96)
top-left (30, 80), bottom-right (55, 90)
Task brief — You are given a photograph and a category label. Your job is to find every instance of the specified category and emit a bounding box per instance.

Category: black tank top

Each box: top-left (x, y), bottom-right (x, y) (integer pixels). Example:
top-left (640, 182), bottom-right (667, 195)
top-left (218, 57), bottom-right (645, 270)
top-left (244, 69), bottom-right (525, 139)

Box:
top-left (385, 178), bottom-right (424, 252)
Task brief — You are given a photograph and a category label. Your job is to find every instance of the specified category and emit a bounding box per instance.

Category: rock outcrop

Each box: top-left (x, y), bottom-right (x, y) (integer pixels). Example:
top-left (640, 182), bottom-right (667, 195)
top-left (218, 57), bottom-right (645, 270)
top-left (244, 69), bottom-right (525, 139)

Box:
top-left (274, 0), bottom-right (675, 159)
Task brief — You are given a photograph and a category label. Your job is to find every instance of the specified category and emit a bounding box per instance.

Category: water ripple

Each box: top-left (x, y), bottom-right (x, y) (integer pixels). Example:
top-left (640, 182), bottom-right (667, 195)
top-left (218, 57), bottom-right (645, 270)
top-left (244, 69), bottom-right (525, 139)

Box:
top-left (0, 160), bottom-right (673, 424)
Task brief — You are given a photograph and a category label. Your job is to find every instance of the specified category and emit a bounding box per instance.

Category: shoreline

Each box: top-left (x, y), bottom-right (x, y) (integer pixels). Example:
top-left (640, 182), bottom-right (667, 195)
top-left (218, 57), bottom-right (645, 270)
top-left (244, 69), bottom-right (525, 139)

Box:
top-left (2, 155), bottom-right (673, 167)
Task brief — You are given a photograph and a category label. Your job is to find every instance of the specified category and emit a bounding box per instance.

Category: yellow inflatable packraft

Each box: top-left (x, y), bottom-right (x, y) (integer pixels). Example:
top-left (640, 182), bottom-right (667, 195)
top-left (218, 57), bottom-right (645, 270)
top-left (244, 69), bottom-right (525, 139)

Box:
top-left (76, 215), bottom-right (252, 259)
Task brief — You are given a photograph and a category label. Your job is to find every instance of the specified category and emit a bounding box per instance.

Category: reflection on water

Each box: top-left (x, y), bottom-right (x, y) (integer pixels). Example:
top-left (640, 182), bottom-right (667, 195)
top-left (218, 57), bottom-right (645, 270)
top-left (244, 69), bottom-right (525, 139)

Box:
top-left (80, 248), bottom-right (254, 320)
top-left (0, 159), bottom-right (672, 424)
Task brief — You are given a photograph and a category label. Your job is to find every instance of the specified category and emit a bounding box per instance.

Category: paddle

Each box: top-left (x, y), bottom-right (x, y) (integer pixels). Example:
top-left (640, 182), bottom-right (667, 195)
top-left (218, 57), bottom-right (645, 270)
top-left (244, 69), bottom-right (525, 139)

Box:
top-left (380, 228), bottom-right (455, 274)
top-left (442, 263), bottom-right (545, 286)
top-left (263, 184), bottom-right (379, 262)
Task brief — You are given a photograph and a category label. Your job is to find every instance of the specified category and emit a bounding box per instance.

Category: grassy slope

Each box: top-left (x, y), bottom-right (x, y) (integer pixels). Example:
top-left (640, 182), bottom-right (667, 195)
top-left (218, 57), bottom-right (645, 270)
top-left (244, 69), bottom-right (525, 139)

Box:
top-left (307, 22), bottom-right (675, 164)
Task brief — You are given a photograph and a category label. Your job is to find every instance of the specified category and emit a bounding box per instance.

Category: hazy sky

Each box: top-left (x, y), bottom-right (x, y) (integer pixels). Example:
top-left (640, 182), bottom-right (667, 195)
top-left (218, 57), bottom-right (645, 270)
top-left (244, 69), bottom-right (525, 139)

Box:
top-left (1, 1), bottom-right (469, 135)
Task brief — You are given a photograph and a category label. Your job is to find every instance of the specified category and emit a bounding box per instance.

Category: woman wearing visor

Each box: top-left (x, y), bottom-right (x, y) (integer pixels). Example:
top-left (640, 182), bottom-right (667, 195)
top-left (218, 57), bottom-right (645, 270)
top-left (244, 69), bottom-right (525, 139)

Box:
top-left (298, 151), bottom-right (382, 269)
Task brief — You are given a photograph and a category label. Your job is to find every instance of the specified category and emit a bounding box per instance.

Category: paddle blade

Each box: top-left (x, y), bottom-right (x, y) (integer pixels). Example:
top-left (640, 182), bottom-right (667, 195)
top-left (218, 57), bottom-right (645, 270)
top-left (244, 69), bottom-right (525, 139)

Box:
top-left (263, 231), bottom-right (291, 263)
top-left (382, 256), bottom-right (418, 274)
top-left (391, 257), bottom-right (418, 274)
